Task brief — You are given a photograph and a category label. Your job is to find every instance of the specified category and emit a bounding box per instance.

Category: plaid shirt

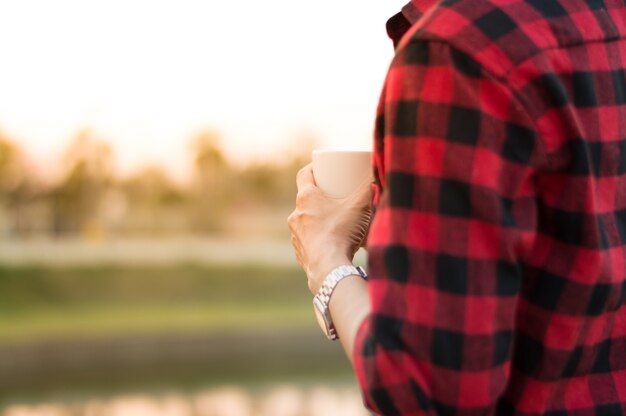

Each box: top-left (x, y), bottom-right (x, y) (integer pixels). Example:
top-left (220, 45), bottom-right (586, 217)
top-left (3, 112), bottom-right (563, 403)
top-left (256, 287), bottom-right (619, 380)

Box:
top-left (353, 0), bottom-right (626, 414)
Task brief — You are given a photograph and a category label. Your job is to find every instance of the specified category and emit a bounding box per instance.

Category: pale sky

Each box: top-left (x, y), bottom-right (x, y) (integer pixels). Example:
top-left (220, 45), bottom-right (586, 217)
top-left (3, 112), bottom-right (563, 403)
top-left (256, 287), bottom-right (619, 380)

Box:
top-left (0, 0), bottom-right (405, 179)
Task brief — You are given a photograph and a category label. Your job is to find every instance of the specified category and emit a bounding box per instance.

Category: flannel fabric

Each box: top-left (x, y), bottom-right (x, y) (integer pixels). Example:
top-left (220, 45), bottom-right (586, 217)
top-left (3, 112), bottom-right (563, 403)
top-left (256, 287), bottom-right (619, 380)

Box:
top-left (353, 0), bottom-right (626, 414)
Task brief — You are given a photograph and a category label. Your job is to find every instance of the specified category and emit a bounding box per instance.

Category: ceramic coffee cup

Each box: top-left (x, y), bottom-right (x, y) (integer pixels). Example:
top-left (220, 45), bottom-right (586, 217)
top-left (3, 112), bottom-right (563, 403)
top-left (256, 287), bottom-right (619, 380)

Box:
top-left (312, 150), bottom-right (373, 198)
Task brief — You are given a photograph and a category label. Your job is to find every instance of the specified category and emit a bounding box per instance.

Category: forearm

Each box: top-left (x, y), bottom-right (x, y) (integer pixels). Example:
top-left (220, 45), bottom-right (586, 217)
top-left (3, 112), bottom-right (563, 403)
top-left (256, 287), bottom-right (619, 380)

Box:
top-left (328, 274), bottom-right (370, 364)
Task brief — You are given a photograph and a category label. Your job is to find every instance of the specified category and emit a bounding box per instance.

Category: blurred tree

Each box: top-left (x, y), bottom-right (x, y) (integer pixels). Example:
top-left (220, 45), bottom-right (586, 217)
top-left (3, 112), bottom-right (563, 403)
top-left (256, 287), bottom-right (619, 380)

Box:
top-left (0, 135), bottom-right (44, 237)
top-left (0, 128), bottom-right (323, 238)
top-left (188, 131), bottom-right (232, 233)
top-left (280, 131), bottom-right (318, 202)
top-left (235, 131), bottom-right (318, 206)
top-left (221, 131), bottom-right (319, 238)
top-left (0, 136), bottom-right (25, 197)
top-left (193, 131), bottom-right (228, 179)
top-left (240, 163), bottom-right (277, 195)
top-left (51, 130), bottom-right (114, 237)
top-left (124, 166), bottom-right (184, 208)
top-left (120, 165), bottom-right (187, 235)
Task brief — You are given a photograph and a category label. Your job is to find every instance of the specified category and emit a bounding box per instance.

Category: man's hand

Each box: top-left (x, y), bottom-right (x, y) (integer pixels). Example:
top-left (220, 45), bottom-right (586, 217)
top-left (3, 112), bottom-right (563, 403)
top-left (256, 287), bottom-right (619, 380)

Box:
top-left (287, 163), bottom-right (372, 294)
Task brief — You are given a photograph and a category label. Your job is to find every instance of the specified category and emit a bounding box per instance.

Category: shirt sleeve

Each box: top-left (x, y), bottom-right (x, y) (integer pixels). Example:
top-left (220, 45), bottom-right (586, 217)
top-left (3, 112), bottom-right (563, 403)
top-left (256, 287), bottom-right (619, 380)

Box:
top-left (352, 39), bottom-right (541, 415)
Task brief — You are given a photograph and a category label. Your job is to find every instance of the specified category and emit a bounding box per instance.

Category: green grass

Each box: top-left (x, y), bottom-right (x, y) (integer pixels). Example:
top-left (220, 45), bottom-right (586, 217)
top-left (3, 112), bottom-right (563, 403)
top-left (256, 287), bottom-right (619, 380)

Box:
top-left (0, 302), bottom-right (316, 341)
top-left (0, 264), bottom-right (316, 341)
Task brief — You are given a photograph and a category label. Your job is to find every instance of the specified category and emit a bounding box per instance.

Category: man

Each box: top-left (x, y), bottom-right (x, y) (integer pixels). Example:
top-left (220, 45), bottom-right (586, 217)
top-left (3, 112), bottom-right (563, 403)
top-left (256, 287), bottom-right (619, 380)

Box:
top-left (288, 0), bottom-right (626, 414)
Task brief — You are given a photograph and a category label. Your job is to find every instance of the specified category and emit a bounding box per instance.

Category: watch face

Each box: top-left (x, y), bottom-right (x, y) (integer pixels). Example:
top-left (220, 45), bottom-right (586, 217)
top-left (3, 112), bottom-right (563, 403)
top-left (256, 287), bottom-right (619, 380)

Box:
top-left (313, 297), bottom-right (330, 338)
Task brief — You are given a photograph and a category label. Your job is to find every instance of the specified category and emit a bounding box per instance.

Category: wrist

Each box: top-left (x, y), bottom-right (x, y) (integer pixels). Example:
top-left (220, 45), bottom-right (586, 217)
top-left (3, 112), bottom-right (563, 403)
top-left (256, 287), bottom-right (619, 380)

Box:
top-left (312, 264), bottom-right (368, 341)
top-left (307, 253), bottom-right (352, 294)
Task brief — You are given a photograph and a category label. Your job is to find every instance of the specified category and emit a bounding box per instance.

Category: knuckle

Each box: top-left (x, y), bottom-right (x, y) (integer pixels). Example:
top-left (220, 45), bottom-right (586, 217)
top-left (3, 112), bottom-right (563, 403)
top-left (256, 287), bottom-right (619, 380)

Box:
top-left (296, 185), bottom-right (315, 202)
top-left (298, 163), bottom-right (311, 174)
top-left (296, 166), bottom-right (308, 179)
top-left (287, 210), bottom-right (302, 230)
top-left (295, 192), bottom-right (305, 204)
top-left (287, 214), bottom-right (296, 230)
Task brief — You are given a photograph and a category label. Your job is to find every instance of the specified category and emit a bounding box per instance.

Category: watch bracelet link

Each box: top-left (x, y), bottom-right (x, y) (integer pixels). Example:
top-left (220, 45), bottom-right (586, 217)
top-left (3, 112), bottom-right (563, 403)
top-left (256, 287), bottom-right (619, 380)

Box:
top-left (317, 265), bottom-right (366, 304)
top-left (313, 265), bottom-right (368, 340)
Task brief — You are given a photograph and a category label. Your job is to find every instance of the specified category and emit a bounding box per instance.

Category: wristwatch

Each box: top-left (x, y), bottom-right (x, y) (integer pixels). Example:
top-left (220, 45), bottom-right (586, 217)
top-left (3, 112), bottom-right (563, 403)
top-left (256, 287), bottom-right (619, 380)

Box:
top-left (313, 265), bottom-right (368, 340)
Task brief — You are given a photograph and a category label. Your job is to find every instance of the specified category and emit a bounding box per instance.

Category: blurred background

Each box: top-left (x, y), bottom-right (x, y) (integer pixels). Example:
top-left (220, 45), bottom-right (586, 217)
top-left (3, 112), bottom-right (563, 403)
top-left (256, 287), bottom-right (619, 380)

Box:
top-left (0, 0), bottom-right (402, 415)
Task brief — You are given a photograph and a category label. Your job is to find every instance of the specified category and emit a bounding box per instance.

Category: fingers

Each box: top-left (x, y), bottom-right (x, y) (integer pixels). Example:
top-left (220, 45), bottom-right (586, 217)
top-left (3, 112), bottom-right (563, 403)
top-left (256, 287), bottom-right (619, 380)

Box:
top-left (296, 163), bottom-right (315, 191)
top-left (290, 234), bottom-right (303, 267)
top-left (356, 176), bottom-right (374, 200)
top-left (286, 211), bottom-right (296, 232)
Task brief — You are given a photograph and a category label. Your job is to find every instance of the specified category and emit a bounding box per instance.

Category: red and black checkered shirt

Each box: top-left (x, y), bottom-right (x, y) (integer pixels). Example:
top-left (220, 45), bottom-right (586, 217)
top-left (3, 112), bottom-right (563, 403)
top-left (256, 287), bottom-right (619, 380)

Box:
top-left (353, 0), bottom-right (626, 414)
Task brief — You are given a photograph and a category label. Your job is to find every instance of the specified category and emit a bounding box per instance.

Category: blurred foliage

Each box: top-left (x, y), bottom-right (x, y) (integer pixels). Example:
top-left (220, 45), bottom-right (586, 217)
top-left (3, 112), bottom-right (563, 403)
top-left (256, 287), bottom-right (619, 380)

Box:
top-left (0, 136), bottom-right (25, 196)
top-left (189, 131), bottom-right (233, 233)
top-left (119, 165), bottom-right (187, 235)
top-left (0, 129), bottom-right (316, 238)
top-left (0, 135), bottom-right (42, 237)
top-left (51, 131), bottom-right (115, 236)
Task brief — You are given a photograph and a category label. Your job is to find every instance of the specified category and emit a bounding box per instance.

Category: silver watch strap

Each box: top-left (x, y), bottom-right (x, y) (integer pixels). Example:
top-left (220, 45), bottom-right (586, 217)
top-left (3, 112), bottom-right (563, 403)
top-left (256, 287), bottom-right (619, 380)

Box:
top-left (315, 265), bottom-right (367, 307)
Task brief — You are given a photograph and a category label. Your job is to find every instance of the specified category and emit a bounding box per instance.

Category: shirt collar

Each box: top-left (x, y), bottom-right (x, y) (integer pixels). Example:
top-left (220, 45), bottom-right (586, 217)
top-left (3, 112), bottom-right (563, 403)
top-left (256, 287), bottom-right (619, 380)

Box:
top-left (387, 0), bottom-right (439, 47)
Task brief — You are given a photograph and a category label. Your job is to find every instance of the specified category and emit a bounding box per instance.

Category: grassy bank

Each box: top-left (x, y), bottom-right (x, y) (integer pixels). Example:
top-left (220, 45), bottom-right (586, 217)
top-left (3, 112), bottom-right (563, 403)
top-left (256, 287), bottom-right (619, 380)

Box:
top-left (0, 264), bottom-right (357, 398)
top-left (0, 264), bottom-right (315, 341)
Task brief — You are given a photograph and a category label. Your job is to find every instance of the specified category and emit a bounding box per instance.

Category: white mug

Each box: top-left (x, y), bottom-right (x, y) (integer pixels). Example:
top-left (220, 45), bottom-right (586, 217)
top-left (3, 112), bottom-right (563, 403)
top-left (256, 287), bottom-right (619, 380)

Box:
top-left (312, 150), bottom-right (373, 198)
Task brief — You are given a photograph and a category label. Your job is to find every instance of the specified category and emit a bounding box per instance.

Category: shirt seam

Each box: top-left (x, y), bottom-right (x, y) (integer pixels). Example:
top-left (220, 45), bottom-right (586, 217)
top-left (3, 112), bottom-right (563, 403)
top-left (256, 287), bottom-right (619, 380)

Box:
top-left (395, 37), bottom-right (551, 170)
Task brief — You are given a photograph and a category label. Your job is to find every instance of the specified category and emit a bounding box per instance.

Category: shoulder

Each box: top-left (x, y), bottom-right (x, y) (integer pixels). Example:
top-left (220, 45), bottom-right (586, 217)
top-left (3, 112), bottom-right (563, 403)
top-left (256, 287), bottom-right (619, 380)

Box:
top-left (398, 0), bottom-right (582, 78)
